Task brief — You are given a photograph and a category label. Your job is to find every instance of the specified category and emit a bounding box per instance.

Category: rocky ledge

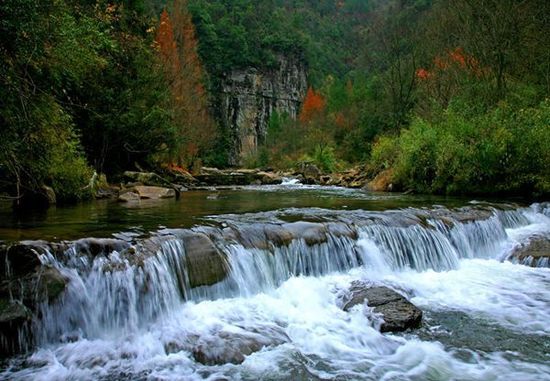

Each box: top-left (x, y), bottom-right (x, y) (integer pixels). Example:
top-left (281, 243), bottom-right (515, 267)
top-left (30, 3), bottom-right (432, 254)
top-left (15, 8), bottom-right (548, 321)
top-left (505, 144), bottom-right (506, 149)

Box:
top-left (341, 283), bottom-right (423, 333)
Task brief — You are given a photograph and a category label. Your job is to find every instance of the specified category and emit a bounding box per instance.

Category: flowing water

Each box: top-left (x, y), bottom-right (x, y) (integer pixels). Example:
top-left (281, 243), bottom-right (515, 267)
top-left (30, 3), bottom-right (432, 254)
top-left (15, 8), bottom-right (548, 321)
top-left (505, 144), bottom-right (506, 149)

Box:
top-left (1, 185), bottom-right (549, 380)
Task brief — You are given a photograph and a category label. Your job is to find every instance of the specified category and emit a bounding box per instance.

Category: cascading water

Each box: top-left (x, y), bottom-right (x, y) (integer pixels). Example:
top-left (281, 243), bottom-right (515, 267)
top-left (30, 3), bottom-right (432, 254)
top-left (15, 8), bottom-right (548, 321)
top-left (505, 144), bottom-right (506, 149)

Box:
top-left (1, 200), bottom-right (549, 381)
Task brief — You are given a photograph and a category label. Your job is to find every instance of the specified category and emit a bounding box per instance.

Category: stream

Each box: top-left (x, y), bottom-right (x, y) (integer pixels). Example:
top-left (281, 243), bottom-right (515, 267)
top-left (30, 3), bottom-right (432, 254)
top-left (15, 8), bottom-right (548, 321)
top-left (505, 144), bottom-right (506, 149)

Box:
top-left (0, 184), bottom-right (549, 380)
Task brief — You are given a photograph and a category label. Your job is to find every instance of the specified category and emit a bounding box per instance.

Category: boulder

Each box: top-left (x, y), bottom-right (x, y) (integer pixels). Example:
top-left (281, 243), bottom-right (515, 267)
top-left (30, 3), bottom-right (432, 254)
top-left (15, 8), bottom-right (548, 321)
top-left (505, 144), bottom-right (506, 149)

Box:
top-left (161, 167), bottom-right (199, 186)
top-left (180, 232), bottom-right (229, 288)
top-left (118, 191), bottom-right (140, 202)
top-left (343, 284), bottom-right (422, 333)
top-left (298, 163), bottom-right (321, 184)
top-left (134, 186), bottom-right (176, 200)
top-left (256, 171), bottom-right (283, 185)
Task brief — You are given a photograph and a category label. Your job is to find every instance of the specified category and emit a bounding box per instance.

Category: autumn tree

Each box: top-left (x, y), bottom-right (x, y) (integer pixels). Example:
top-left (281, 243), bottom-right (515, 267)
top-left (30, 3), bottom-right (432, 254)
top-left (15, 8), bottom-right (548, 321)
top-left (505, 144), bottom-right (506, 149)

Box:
top-left (299, 87), bottom-right (325, 124)
top-left (155, 0), bottom-right (216, 168)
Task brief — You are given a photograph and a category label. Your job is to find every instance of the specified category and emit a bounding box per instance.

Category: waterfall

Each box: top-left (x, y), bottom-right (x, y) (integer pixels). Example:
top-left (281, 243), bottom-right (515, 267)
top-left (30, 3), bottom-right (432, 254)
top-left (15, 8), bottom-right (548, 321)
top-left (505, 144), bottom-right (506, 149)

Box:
top-left (3, 204), bottom-right (548, 352)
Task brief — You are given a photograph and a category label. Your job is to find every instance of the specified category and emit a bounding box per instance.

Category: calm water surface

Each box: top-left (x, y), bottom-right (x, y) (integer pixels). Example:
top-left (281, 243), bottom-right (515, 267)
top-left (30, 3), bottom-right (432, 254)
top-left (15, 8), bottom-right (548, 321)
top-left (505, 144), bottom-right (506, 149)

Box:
top-left (0, 185), bottom-right (509, 242)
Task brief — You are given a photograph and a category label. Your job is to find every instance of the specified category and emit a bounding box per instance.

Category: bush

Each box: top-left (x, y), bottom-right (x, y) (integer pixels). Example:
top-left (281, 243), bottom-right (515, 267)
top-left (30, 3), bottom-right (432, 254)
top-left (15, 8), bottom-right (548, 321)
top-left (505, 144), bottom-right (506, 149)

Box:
top-left (312, 145), bottom-right (337, 172)
top-left (369, 100), bottom-right (550, 196)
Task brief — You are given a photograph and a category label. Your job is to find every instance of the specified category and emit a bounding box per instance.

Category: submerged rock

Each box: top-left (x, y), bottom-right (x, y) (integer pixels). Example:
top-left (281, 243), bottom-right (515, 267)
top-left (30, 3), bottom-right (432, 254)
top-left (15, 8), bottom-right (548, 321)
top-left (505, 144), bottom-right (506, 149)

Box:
top-left (343, 284), bottom-right (422, 333)
top-left (192, 326), bottom-right (289, 365)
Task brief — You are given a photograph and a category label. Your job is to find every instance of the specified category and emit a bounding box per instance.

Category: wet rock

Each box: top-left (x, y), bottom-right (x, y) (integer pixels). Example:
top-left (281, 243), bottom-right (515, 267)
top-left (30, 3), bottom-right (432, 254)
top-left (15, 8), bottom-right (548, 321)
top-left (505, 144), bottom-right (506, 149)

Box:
top-left (508, 236), bottom-right (550, 267)
top-left (95, 186), bottom-right (120, 200)
top-left (325, 222), bottom-right (358, 240)
top-left (0, 300), bottom-right (32, 357)
top-left (180, 232), bottom-right (229, 288)
top-left (256, 171), bottom-right (283, 185)
top-left (264, 225), bottom-right (294, 247)
top-left (298, 163), bottom-right (320, 184)
top-left (283, 221), bottom-right (328, 246)
top-left (320, 175), bottom-right (332, 185)
top-left (0, 300), bottom-right (32, 324)
top-left (123, 171), bottom-right (171, 187)
top-left (118, 191), bottom-right (140, 202)
top-left (195, 168), bottom-right (251, 186)
top-left (134, 186), bottom-right (176, 200)
top-left (37, 267), bottom-right (68, 301)
top-left (74, 238), bottom-right (131, 258)
top-left (441, 207), bottom-right (494, 223)
top-left (0, 242), bottom-right (46, 276)
top-left (192, 327), bottom-right (289, 365)
top-left (343, 284), bottom-right (422, 333)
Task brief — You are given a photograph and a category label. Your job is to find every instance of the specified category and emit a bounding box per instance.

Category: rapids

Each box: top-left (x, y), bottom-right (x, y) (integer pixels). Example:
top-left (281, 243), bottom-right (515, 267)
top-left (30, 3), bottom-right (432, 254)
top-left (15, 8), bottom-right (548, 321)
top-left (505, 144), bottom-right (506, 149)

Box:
top-left (0, 186), bottom-right (549, 381)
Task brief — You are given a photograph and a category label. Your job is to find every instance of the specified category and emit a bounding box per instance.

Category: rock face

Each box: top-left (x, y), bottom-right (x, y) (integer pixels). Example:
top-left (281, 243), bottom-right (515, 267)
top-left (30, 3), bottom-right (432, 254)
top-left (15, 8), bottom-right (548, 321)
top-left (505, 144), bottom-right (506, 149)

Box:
top-left (343, 284), bottom-right (422, 333)
top-left (220, 55), bottom-right (307, 165)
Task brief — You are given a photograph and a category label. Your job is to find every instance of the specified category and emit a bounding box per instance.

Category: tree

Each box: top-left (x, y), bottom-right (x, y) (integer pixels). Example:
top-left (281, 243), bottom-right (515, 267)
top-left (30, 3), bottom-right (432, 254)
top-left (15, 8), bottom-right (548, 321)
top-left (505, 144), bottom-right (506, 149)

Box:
top-left (156, 0), bottom-right (216, 168)
top-left (299, 87), bottom-right (325, 124)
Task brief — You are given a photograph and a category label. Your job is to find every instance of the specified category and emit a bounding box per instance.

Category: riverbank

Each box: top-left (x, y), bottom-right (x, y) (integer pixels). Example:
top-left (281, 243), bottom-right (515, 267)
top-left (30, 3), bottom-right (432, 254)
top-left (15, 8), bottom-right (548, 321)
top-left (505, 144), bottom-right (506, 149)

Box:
top-left (91, 164), bottom-right (384, 204)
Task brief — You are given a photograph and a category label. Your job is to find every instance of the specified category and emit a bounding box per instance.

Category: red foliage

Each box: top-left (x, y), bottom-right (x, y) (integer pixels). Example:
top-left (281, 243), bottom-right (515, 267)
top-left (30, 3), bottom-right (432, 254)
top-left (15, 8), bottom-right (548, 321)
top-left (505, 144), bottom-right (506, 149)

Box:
top-left (155, 10), bottom-right (180, 74)
top-left (415, 68), bottom-right (431, 80)
top-left (156, 1), bottom-right (216, 166)
top-left (299, 87), bottom-right (325, 123)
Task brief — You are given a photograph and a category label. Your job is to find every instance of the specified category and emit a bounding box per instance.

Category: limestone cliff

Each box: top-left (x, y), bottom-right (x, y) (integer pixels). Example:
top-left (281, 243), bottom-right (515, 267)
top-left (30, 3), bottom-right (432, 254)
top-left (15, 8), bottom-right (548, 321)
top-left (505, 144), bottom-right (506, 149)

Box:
top-left (220, 55), bottom-right (307, 165)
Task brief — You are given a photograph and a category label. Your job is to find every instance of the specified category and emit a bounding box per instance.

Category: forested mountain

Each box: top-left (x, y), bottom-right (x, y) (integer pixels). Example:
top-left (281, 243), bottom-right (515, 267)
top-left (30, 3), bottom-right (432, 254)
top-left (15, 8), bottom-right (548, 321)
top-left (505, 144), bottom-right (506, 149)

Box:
top-left (1, 0), bottom-right (549, 204)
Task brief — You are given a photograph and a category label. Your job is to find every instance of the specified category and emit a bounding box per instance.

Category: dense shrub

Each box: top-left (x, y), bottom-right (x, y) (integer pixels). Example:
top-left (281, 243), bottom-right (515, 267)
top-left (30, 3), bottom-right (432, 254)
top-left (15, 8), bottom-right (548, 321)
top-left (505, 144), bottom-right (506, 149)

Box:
top-left (370, 100), bottom-right (550, 196)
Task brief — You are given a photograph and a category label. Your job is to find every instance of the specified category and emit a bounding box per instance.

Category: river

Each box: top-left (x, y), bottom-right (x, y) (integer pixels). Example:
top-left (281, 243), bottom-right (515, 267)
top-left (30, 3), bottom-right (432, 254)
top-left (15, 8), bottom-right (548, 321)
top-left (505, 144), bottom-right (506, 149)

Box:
top-left (1, 183), bottom-right (549, 380)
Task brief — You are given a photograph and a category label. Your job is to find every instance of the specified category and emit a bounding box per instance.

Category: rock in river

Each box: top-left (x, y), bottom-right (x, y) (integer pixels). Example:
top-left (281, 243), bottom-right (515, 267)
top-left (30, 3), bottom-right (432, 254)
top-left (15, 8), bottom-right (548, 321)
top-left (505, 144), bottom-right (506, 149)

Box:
top-left (343, 284), bottom-right (422, 333)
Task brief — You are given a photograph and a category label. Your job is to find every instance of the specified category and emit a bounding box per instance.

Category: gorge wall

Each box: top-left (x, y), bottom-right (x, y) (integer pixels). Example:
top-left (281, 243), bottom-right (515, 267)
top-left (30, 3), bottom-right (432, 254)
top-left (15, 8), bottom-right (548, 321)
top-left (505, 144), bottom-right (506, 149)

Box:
top-left (220, 55), bottom-right (307, 165)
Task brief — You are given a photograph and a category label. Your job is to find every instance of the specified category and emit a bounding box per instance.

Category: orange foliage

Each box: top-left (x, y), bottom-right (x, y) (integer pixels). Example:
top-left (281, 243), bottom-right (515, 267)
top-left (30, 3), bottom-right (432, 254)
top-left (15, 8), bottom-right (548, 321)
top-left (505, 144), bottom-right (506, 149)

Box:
top-left (156, 1), bottom-right (216, 167)
top-left (415, 68), bottom-right (431, 80)
top-left (299, 87), bottom-right (325, 123)
top-left (155, 10), bottom-right (180, 75)
top-left (433, 47), bottom-right (480, 74)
